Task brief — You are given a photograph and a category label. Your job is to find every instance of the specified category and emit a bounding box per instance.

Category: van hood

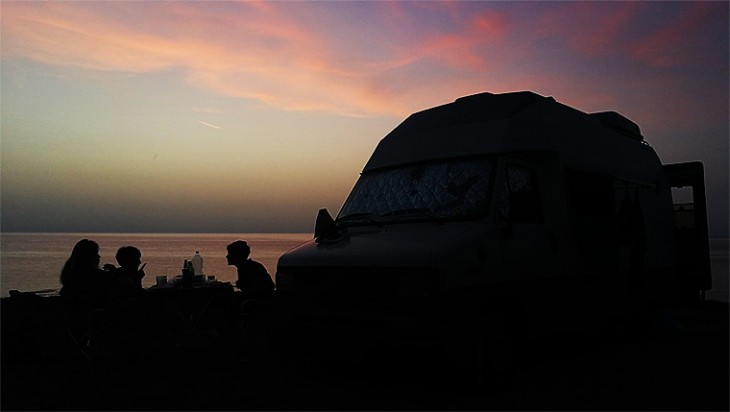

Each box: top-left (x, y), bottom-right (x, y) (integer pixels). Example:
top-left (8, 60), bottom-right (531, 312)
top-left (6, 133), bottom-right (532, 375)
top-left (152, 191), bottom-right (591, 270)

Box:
top-left (277, 222), bottom-right (476, 270)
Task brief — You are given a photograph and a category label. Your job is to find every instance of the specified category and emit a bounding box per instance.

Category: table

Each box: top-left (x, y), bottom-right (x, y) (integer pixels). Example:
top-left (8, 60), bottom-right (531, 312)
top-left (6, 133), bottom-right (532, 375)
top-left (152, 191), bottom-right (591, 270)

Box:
top-left (143, 279), bottom-right (237, 348)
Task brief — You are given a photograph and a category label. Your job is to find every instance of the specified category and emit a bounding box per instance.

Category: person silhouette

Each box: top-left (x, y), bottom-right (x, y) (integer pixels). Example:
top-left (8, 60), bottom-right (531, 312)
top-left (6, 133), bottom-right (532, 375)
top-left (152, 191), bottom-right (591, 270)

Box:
top-left (60, 239), bottom-right (116, 311)
top-left (226, 240), bottom-right (275, 299)
top-left (60, 239), bottom-right (144, 359)
top-left (226, 240), bottom-right (277, 351)
top-left (104, 246), bottom-right (146, 290)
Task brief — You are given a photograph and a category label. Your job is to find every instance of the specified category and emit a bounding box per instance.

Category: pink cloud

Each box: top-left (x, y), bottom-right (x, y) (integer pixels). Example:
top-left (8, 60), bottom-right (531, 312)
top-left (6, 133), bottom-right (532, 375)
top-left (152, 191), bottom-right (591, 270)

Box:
top-left (1, 1), bottom-right (523, 117)
top-left (530, 2), bottom-right (643, 57)
top-left (0, 1), bottom-right (590, 117)
top-left (528, 2), bottom-right (726, 69)
top-left (629, 3), bottom-right (723, 67)
top-left (1, 2), bottom-right (387, 115)
top-left (417, 11), bottom-right (509, 71)
top-left (1, 1), bottom-right (724, 120)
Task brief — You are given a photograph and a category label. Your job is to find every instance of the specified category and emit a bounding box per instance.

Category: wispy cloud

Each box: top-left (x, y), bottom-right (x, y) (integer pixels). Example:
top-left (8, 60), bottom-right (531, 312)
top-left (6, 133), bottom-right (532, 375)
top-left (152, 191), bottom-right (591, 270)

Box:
top-left (1, 1), bottom-right (724, 117)
top-left (198, 120), bottom-right (221, 130)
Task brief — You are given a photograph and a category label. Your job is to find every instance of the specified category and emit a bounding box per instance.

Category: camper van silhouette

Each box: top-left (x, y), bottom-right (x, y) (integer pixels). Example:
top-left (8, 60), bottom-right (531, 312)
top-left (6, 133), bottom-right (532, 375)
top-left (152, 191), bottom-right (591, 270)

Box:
top-left (274, 90), bottom-right (711, 392)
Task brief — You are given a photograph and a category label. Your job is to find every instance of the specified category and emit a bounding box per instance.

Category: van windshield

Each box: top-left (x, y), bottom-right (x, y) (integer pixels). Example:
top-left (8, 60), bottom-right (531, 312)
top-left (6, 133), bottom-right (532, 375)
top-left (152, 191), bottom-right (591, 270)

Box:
top-left (338, 158), bottom-right (494, 225)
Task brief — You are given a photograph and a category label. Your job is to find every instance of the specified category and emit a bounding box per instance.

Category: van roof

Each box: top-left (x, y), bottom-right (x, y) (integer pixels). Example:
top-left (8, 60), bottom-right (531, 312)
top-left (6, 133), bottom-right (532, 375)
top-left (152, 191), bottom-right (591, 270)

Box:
top-left (362, 91), bottom-right (660, 183)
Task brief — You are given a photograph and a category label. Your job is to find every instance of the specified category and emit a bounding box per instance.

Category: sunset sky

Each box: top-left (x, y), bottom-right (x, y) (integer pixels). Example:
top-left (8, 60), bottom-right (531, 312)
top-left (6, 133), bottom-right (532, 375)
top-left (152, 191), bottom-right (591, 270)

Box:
top-left (1, 1), bottom-right (728, 235)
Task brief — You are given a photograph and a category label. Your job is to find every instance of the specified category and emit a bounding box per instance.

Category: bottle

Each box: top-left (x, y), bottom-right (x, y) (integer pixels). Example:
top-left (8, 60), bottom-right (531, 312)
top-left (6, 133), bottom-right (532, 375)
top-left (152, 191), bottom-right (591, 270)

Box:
top-left (182, 259), bottom-right (193, 287)
top-left (192, 250), bottom-right (204, 276)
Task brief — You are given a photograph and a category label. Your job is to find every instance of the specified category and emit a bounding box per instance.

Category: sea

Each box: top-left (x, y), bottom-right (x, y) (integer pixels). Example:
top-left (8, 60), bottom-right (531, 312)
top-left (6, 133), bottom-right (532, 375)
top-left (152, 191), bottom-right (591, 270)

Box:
top-left (0, 233), bottom-right (727, 302)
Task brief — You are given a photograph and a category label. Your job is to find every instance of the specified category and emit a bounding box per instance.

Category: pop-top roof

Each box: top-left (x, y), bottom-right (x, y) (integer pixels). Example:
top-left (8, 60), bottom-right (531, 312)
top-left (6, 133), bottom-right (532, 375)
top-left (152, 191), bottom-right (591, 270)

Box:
top-left (362, 91), bottom-right (657, 182)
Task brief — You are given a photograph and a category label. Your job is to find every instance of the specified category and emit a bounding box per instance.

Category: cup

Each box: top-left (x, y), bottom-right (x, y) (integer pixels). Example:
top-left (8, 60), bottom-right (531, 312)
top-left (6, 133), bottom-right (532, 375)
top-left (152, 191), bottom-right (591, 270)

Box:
top-left (155, 275), bottom-right (167, 286)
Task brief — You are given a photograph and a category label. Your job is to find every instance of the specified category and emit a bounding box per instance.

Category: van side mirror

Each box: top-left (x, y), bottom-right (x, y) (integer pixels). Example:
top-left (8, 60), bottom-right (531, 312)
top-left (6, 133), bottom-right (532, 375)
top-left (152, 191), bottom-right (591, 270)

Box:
top-left (314, 208), bottom-right (337, 240)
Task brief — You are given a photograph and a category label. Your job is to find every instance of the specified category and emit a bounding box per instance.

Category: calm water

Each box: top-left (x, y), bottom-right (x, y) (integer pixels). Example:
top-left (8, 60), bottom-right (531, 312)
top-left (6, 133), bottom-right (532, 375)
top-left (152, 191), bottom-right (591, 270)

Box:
top-left (0, 232), bottom-right (311, 296)
top-left (0, 233), bottom-right (727, 301)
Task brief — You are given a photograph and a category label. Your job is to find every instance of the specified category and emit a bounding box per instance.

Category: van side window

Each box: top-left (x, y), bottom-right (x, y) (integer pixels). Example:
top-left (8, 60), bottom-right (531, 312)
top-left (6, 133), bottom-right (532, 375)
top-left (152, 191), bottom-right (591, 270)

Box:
top-left (499, 165), bottom-right (543, 223)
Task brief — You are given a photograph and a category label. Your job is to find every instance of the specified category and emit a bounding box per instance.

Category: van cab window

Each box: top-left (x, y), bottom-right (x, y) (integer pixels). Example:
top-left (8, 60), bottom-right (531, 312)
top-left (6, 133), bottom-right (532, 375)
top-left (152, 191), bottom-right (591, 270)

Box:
top-left (338, 158), bottom-right (494, 224)
top-left (498, 164), bottom-right (543, 223)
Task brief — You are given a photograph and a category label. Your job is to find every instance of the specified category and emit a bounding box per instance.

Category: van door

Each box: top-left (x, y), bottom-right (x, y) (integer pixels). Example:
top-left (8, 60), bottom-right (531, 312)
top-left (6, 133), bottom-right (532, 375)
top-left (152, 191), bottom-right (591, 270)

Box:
top-left (496, 159), bottom-right (559, 282)
top-left (663, 162), bottom-right (712, 301)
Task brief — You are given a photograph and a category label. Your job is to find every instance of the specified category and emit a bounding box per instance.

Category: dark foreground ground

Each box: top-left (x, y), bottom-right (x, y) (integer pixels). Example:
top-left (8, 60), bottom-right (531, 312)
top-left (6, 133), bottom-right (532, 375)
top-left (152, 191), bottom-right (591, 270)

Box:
top-left (2, 298), bottom-right (728, 411)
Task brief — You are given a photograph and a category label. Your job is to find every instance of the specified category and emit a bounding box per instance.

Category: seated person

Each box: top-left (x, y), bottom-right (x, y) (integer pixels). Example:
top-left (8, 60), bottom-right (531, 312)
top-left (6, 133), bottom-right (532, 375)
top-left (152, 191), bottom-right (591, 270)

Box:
top-left (226, 240), bottom-right (275, 299)
top-left (60, 239), bottom-right (117, 311)
top-left (60, 239), bottom-right (143, 344)
top-left (104, 246), bottom-right (146, 290)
